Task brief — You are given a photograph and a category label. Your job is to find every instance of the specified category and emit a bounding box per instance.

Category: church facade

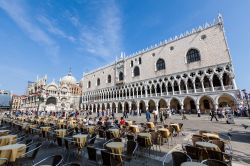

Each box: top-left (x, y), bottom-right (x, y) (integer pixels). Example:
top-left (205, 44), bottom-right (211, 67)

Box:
top-left (81, 15), bottom-right (239, 114)
top-left (21, 71), bottom-right (82, 114)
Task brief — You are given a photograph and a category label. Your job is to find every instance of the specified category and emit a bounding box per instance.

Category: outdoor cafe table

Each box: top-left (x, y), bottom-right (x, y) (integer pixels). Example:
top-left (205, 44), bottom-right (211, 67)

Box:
top-left (73, 134), bottom-right (88, 148)
top-left (87, 126), bottom-right (95, 134)
top-left (146, 122), bottom-right (155, 129)
top-left (0, 130), bottom-right (9, 137)
top-left (181, 162), bottom-right (206, 166)
top-left (158, 128), bottom-right (170, 138)
top-left (40, 127), bottom-right (51, 132)
top-left (170, 123), bottom-right (180, 132)
top-left (196, 141), bottom-right (221, 151)
top-left (202, 133), bottom-right (220, 139)
top-left (108, 129), bottom-right (120, 138)
top-left (138, 133), bottom-right (152, 146)
top-left (106, 142), bottom-right (124, 161)
top-left (0, 143), bottom-right (26, 162)
top-left (55, 129), bottom-right (67, 138)
top-left (125, 121), bottom-right (133, 126)
top-left (0, 135), bottom-right (17, 146)
top-left (129, 125), bottom-right (140, 133)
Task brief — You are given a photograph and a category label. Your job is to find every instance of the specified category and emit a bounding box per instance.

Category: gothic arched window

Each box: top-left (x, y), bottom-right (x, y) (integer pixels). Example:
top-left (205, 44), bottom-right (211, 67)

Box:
top-left (107, 75), bottom-right (111, 83)
top-left (97, 78), bottom-right (100, 86)
top-left (133, 66), bottom-right (140, 77)
top-left (186, 48), bottom-right (201, 63)
top-left (156, 58), bottom-right (165, 71)
top-left (119, 72), bottom-right (124, 81)
top-left (88, 81), bottom-right (91, 88)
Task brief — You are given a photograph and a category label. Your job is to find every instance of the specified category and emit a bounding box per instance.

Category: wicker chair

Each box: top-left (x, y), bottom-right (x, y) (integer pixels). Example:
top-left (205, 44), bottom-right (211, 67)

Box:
top-left (33, 154), bottom-right (63, 166)
top-left (171, 151), bottom-right (192, 166)
top-left (184, 145), bottom-right (201, 161)
top-left (201, 159), bottom-right (228, 166)
top-left (101, 150), bottom-right (123, 166)
top-left (86, 146), bottom-right (100, 165)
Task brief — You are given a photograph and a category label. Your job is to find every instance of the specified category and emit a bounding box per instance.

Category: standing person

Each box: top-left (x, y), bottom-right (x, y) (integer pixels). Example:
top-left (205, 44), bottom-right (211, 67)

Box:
top-left (146, 110), bottom-right (151, 122)
top-left (159, 110), bottom-right (163, 124)
top-left (97, 110), bottom-right (100, 117)
top-left (210, 109), bottom-right (218, 121)
top-left (139, 109), bottom-right (142, 116)
top-left (111, 109), bottom-right (115, 119)
top-left (153, 109), bottom-right (158, 123)
top-left (197, 108), bottom-right (201, 117)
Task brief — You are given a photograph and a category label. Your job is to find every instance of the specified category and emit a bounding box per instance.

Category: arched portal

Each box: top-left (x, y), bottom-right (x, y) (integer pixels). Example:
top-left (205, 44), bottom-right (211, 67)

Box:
top-left (107, 103), bottom-right (110, 109)
top-left (199, 96), bottom-right (214, 113)
top-left (148, 100), bottom-right (156, 112)
top-left (139, 100), bottom-right (146, 113)
top-left (217, 94), bottom-right (236, 109)
top-left (118, 102), bottom-right (123, 113)
top-left (46, 97), bottom-right (57, 105)
top-left (183, 96), bottom-right (196, 113)
top-left (131, 101), bottom-right (137, 110)
top-left (101, 103), bottom-right (105, 110)
top-left (170, 98), bottom-right (181, 113)
top-left (93, 104), bottom-right (96, 113)
top-left (112, 103), bottom-right (116, 112)
top-left (158, 99), bottom-right (167, 112)
top-left (124, 102), bottom-right (129, 113)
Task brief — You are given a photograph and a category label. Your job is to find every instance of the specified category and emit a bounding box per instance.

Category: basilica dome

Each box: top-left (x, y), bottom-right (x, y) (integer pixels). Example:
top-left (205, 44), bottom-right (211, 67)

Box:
top-left (61, 72), bottom-right (77, 85)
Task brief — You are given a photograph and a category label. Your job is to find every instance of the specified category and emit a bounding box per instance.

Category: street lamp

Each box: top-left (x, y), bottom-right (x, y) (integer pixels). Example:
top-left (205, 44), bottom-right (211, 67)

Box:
top-left (241, 89), bottom-right (250, 119)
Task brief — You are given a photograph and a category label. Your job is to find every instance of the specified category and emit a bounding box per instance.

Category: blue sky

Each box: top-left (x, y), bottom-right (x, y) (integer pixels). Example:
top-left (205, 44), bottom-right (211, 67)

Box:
top-left (0, 0), bottom-right (249, 95)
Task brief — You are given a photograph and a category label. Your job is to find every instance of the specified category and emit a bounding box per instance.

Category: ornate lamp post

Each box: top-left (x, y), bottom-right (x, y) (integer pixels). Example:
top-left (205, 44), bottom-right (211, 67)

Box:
top-left (241, 89), bottom-right (250, 119)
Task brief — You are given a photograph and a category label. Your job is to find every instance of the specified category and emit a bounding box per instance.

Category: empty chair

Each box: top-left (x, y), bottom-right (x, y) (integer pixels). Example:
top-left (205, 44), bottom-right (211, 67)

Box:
top-left (184, 145), bottom-right (200, 161)
top-left (166, 151), bottom-right (192, 166)
top-left (33, 155), bottom-right (63, 166)
top-left (124, 140), bottom-right (137, 165)
top-left (88, 133), bottom-right (97, 145)
top-left (127, 134), bottom-right (135, 141)
top-left (87, 146), bottom-right (99, 165)
top-left (101, 150), bottom-right (123, 166)
top-left (201, 159), bottom-right (228, 166)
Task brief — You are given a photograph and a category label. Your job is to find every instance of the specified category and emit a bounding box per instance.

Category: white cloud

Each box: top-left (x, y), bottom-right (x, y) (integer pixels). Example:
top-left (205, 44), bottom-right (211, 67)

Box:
top-left (0, 0), bottom-right (59, 63)
top-left (37, 15), bottom-right (76, 42)
top-left (79, 1), bottom-right (123, 58)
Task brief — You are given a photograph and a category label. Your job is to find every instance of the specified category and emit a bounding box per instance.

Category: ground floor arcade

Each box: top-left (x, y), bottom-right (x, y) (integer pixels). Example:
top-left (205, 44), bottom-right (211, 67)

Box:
top-left (82, 92), bottom-right (238, 114)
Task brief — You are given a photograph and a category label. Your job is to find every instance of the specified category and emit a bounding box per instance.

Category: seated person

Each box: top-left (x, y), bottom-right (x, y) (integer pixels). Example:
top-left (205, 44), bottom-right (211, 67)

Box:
top-left (119, 117), bottom-right (125, 126)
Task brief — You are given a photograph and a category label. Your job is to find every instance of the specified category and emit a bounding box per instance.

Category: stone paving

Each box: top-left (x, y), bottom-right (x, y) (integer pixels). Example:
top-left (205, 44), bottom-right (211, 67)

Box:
top-left (89, 113), bottom-right (250, 166)
top-left (2, 114), bottom-right (250, 166)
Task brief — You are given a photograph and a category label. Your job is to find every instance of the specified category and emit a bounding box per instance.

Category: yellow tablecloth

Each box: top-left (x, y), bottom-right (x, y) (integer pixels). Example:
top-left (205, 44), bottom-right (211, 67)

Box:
top-left (0, 144), bottom-right (26, 162)
top-left (170, 123), bottom-right (180, 132)
top-left (40, 127), bottom-right (50, 132)
top-left (108, 129), bottom-right (120, 138)
top-left (146, 122), bottom-right (155, 129)
top-left (158, 128), bottom-right (170, 138)
top-left (106, 142), bottom-right (124, 161)
top-left (0, 135), bottom-right (17, 146)
top-left (202, 133), bottom-right (220, 139)
top-left (73, 134), bottom-right (88, 148)
top-left (125, 121), bottom-right (133, 126)
top-left (87, 126), bottom-right (95, 134)
top-left (55, 129), bottom-right (67, 138)
top-left (138, 133), bottom-right (152, 146)
top-left (0, 130), bottom-right (9, 137)
top-left (129, 125), bottom-right (140, 133)
top-left (195, 141), bottom-right (221, 151)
